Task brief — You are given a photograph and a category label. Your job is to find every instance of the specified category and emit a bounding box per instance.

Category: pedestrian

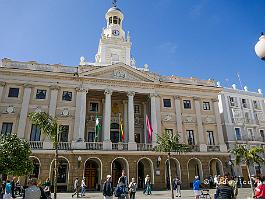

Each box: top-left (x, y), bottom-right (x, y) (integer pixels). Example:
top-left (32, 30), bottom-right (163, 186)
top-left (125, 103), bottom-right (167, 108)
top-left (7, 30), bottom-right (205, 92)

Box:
top-left (128, 178), bottom-right (137, 199)
top-left (72, 177), bottom-right (80, 198)
top-left (143, 175), bottom-right (152, 195)
top-left (116, 170), bottom-right (129, 199)
top-left (11, 177), bottom-right (16, 198)
top-left (1, 180), bottom-right (6, 199)
top-left (37, 181), bottom-right (47, 199)
top-left (24, 178), bottom-right (41, 199)
top-left (254, 177), bottom-right (265, 199)
top-left (43, 178), bottom-right (51, 198)
top-left (173, 176), bottom-right (182, 197)
top-left (193, 176), bottom-right (201, 199)
top-left (228, 176), bottom-right (238, 199)
top-left (80, 178), bottom-right (86, 197)
top-left (215, 176), bottom-right (234, 199)
top-left (3, 180), bottom-right (12, 199)
top-left (103, 175), bottom-right (113, 199)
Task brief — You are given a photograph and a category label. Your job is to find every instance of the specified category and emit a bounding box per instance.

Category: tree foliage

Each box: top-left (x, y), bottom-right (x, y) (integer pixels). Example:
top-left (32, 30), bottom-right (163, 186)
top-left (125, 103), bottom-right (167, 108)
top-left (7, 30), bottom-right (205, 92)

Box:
top-left (0, 134), bottom-right (33, 176)
top-left (230, 144), bottom-right (265, 166)
top-left (156, 131), bottom-right (190, 153)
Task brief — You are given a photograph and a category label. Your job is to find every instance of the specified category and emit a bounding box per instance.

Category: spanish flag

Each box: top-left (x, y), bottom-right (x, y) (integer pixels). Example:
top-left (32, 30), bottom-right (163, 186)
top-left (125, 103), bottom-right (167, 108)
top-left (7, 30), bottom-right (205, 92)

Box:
top-left (120, 117), bottom-right (125, 141)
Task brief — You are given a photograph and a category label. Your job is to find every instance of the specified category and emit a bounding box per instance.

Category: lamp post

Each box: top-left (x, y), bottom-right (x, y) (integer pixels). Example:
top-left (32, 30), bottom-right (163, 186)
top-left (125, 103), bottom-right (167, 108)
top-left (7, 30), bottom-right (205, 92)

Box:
top-left (255, 32), bottom-right (265, 60)
top-left (77, 156), bottom-right (82, 168)
top-left (157, 156), bottom-right (161, 168)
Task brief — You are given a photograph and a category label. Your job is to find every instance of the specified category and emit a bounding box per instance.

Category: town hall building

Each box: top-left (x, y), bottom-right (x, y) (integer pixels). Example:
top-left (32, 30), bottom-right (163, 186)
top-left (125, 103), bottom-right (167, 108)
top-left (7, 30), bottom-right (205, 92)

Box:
top-left (0, 3), bottom-right (231, 191)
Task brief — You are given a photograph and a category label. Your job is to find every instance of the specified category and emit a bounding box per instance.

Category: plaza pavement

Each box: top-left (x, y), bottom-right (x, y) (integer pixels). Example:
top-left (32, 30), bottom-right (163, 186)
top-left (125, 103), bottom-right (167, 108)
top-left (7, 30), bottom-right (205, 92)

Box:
top-left (18, 188), bottom-right (253, 199)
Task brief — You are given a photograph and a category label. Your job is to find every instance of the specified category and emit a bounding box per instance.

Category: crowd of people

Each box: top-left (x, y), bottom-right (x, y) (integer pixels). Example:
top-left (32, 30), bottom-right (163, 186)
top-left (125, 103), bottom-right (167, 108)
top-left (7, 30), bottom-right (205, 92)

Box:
top-left (1, 172), bottom-right (265, 199)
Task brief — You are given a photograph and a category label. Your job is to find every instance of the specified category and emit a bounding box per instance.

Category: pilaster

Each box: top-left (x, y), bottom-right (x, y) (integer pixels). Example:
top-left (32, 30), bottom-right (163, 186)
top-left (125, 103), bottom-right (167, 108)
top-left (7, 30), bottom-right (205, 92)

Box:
top-left (174, 95), bottom-right (184, 143)
top-left (150, 93), bottom-right (159, 147)
top-left (103, 89), bottom-right (112, 150)
top-left (0, 81), bottom-right (6, 102)
top-left (127, 91), bottom-right (137, 150)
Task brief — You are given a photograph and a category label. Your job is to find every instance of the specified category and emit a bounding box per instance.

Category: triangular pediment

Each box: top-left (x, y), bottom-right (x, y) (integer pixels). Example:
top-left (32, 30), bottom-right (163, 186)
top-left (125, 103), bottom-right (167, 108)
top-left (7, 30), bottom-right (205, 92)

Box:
top-left (80, 63), bottom-right (157, 82)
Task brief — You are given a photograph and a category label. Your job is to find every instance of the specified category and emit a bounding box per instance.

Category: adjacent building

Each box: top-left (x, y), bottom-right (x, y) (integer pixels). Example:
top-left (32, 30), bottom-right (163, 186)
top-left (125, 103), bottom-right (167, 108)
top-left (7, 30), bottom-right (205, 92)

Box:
top-left (0, 3), bottom-right (230, 191)
top-left (218, 84), bottom-right (265, 180)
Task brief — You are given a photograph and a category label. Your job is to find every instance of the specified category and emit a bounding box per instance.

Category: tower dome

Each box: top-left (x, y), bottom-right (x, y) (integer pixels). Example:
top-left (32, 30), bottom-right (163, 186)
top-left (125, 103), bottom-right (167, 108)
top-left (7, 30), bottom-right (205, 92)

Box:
top-left (105, 1), bottom-right (124, 28)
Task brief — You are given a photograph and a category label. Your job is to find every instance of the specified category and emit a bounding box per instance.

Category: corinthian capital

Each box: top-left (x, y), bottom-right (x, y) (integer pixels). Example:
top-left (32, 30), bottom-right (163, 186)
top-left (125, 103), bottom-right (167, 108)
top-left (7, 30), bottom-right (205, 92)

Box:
top-left (76, 85), bottom-right (88, 92)
top-left (174, 95), bottom-right (181, 100)
top-left (50, 85), bottom-right (60, 90)
top-left (149, 93), bottom-right (159, 98)
top-left (23, 83), bottom-right (33, 88)
top-left (104, 89), bottom-right (113, 95)
top-left (127, 91), bottom-right (135, 97)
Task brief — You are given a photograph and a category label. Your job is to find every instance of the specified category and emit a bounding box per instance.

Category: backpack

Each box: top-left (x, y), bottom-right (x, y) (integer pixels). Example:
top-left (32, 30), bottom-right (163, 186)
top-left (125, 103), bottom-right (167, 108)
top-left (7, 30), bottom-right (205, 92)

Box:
top-left (114, 185), bottom-right (123, 197)
top-left (5, 183), bottom-right (11, 194)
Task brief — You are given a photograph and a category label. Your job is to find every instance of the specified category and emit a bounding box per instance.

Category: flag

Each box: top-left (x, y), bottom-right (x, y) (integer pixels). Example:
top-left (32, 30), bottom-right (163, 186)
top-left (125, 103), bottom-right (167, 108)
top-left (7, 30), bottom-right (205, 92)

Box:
top-left (94, 115), bottom-right (101, 142)
top-left (146, 115), bottom-right (153, 142)
top-left (120, 115), bottom-right (125, 141)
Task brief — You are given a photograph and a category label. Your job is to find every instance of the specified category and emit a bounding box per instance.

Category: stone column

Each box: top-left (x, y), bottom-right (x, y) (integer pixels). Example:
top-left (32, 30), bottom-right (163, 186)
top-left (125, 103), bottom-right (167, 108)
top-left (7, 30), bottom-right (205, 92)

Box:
top-left (17, 84), bottom-right (32, 139)
top-left (194, 97), bottom-right (207, 152)
top-left (73, 87), bottom-right (87, 148)
top-left (150, 93), bottom-right (158, 146)
top-left (123, 100), bottom-right (128, 143)
top-left (174, 96), bottom-right (184, 143)
top-left (143, 102), bottom-right (147, 144)
top-left (127, 91), bottom-right (137, 150)
top-left (213, 99), bottom-right (227, 152)
top-left (0, 82), bottom-right (6, 102)
top-left (103, 89), bottom-right (112, 150)
top-left (49, 85), bottom-right (60, 117)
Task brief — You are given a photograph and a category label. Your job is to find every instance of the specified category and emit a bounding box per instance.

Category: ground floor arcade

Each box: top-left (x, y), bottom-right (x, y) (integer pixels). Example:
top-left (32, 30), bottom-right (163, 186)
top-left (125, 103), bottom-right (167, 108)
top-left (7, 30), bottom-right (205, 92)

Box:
top-left (28, 151), bottom-right (230, 192)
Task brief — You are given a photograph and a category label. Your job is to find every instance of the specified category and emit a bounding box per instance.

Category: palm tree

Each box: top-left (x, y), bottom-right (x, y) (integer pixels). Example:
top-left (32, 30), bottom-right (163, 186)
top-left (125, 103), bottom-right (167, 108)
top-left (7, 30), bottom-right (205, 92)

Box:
top-left (29, 112), bottom-right (60, 199)
top-left (230, 144), bottom-right (265, 195)
top-left (156, 131), bottom-right (190, 199)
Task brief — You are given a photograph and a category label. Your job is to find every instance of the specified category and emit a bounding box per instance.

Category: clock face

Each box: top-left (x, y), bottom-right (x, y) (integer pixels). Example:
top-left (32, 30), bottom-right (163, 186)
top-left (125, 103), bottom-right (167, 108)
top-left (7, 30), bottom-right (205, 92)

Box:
top-left (112, 29), bottom-right (120, 36)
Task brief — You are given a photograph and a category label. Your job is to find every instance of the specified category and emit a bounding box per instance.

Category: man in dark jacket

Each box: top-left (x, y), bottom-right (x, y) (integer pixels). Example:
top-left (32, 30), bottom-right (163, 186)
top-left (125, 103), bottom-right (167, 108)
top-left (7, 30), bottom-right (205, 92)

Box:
top-left (11, 177), bottom-right (16, 198)
top-left (215, 177), bottom-right (234, 199)
top-left (103, 175), bottom-right (113, 199)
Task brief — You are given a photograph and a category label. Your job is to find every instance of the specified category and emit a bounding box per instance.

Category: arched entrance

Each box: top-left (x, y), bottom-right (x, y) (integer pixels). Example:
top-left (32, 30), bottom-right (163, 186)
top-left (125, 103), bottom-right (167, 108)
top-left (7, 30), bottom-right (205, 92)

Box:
top-left (165, 158), bottom-right (181, 188)
top-left (137, 158), bottom-right (154, 189)
top-left (188, 158), bottom-right (203, 186)
top-left (209, 159), bottom-right (224, 176)
top-left (49, 157), bottom-right (69, 192)
top-left (84, 159), bottom-right (101, 191)
top-left (111, 123), bottom-right (120, 143)
top-left (30, 156), bottom-right (41, 178)
top-left (112, 158), bottom-right (129, 186)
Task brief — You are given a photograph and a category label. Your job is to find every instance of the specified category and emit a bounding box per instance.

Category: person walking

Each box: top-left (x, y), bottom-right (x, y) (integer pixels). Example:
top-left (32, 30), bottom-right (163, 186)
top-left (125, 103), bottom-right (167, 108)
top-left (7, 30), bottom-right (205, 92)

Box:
top-left (72, 177), bottom-right (80, 198)
top-left (143, 175), bottom-right (152, 195)
top-left (254, 177), bottom-right (265, 199)
top-left (193, 176), bottom-right (201, 199)
top-left (80, 178), bottom-right (86, 197)
top-left (11, 177), bottom-right (16, 198)
top-left (128, 178), bottom-right (137, 199)
top-left (3, 180), bottom-right (12, 199)
top-left (1, 180), bottom-right (6, 199)
top-left (117, 170), bottom-right (129, 199)
top-left (103, 175), bottom-right (113, 199)
top-left (228, 176), bottom-right (238, 199)
top-left (173, 176), bottom-right (182, 197)
top-left (215, 177), bottom-right (234, 199)
top-left (24, 178), bottom-right (41, 199)
top-left (43, 178), bottom-right (51, 199)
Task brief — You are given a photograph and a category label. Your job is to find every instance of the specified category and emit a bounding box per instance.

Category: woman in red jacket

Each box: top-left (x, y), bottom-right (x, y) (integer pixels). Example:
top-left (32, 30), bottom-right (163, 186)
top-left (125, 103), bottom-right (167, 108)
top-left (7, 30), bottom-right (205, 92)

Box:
top-left (255, 177), bottom-right (265, 199)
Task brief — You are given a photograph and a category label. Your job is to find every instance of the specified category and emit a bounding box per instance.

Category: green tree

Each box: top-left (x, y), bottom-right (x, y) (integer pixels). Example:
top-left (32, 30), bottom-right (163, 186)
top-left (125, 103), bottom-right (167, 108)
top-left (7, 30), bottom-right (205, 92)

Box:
top-left (0, 134), bottom-right (33, 176)
top-left (230, 144), bottom-right (265, 195)
top-left (156, 131), bottom-right (190, 199)
top-left (29, 112), bottom-right (59, 199)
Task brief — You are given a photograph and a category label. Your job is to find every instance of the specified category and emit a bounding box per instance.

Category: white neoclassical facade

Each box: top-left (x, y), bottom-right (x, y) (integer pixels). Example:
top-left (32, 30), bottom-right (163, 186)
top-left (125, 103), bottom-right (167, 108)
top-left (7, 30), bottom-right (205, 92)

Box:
top-left (218, 84), bottom-right (265, 179)
top-left (0, 3), bottom-right (230, 191)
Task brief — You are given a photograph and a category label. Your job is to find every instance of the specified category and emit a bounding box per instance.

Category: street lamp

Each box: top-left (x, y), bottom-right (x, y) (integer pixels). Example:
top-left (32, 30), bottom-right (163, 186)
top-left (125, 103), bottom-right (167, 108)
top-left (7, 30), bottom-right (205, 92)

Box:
top-left (77, 156), bottom-right (82, 168)
top-left (157, 156), bottom-right (161, 168)
top-left (255, 32), bottom-right (265, 60)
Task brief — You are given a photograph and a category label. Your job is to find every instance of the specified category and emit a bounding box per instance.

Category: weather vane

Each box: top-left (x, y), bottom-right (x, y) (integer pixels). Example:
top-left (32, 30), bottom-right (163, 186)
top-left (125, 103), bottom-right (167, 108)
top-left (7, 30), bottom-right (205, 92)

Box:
top-left (112, 0), bottom-right (117, 7)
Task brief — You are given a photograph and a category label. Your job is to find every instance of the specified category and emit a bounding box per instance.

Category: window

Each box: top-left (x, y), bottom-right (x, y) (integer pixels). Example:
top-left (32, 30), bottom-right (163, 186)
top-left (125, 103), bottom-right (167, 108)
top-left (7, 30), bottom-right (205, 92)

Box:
top-left (109, 17), bottom-right (112, 24)
top-left (253, 100), bottom-right (260, 109)
top-left (134, 105), bottom-right (140, 114)
top-left (247, 129), bottom-right (254, 141)
top-left (207, 131), bottom-right (215, 145)
top-left (229, 96), bottom-right (236, 107)
top-left (203, 102), bottom-right (210, 110)
top-left (163, 99), bottom-right (171, 108)
top-left (87, 132), bottom-right (95, 142)
top-left (8, 88), bottom-right (19, 97)
top-left (235, 128), bottom-right (242, 140)
top-left (59, 125), bottom-right (69, 142)
top-left (62, 91), bottom-right (72, 101)
top-left (1, 122), bottom-right (13, 135)
top-left (242, 99), bottom-right (248, 108)
top-left (183, 100), bottom-right (191, 109)
top-left (30, 125), bottom-right (41, 141)
top-left (187, 130), bottom-right (195, 145)
top-left (90, 102), bottom-right (99, 112)
top-left (113, 16), bottom-right (118, 24)
top-left (260, 130), bottom-right (264, 142)
top-left (36, 89), bottom-right (47, 99)
top-left (165, 129), bottom-right (173, 137)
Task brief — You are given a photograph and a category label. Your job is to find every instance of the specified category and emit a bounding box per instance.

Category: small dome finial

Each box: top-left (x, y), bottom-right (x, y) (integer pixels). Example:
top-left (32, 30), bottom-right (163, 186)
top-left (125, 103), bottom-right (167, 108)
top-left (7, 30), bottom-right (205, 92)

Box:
top-left (112, 0), bottom-right (117, 7)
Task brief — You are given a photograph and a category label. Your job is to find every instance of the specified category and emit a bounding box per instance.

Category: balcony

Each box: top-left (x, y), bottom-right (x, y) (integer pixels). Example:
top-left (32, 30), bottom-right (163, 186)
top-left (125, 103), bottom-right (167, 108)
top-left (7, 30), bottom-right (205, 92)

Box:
top-left (189, 145), bottom-right (200, 152)
top-left (137, 143), bottom-right (153, 151)
top-left (29, 141), bottom-right (43, 149)
top-left (85, 142), bottom-right (103, 150)
top-left (112, 143), bottom-right (128, 151)
top-left (57, 142), bottom-right (72, 150)
top-left (207, 145), bottom-right (220, 152)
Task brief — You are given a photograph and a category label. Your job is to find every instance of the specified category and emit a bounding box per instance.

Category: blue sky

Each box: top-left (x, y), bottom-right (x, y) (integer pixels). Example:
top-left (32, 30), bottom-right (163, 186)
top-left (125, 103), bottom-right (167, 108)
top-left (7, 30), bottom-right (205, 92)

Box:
top-left (0, 0), bottom-right (264, 92)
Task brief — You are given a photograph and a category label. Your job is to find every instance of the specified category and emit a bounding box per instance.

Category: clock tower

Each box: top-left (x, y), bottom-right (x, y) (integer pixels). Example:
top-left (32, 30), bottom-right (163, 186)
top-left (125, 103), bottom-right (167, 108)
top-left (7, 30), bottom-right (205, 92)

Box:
top-left (95, 2), bottom-right (132, 65)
